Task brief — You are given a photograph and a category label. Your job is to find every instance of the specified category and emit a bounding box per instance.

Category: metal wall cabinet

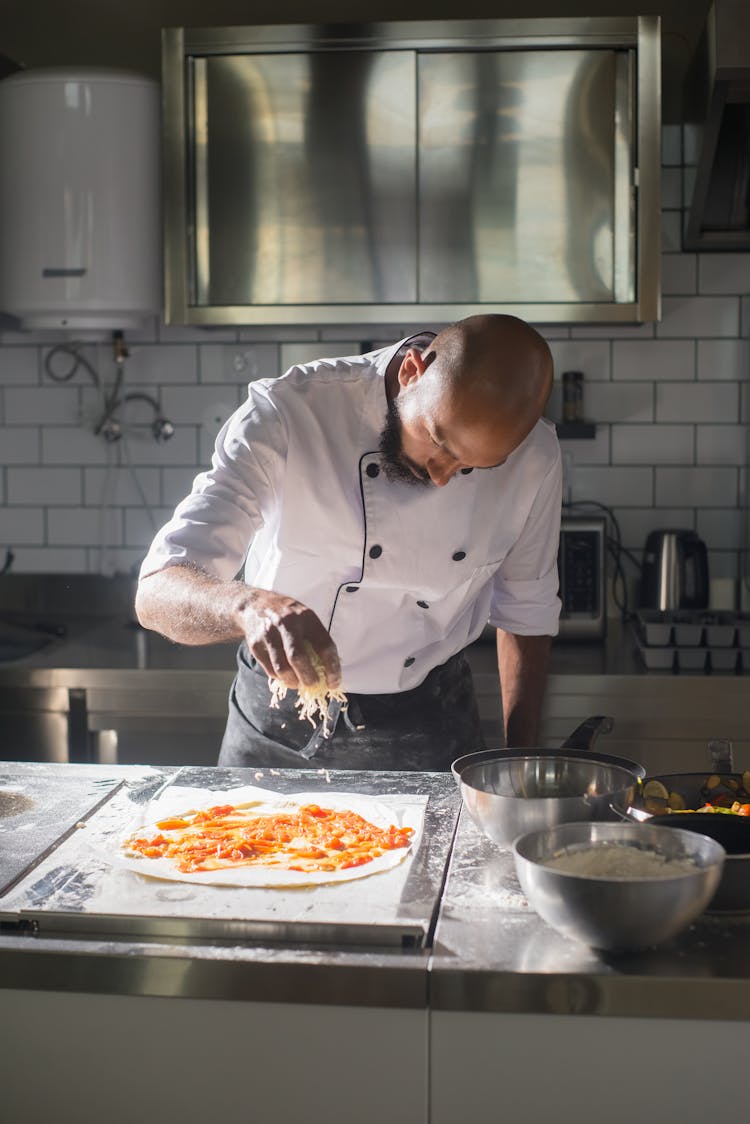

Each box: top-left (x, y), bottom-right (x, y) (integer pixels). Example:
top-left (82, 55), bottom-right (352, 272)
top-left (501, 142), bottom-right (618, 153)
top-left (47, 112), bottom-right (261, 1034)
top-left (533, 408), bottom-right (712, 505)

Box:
top-left (162, 18), bottom-right (661, 327)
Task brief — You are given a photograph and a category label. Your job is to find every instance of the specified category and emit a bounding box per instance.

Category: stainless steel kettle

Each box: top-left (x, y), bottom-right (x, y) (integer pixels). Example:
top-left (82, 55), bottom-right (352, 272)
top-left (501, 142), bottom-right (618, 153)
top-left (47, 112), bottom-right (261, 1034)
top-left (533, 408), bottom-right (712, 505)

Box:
top-left (639, 529), bottom-right (709, 611)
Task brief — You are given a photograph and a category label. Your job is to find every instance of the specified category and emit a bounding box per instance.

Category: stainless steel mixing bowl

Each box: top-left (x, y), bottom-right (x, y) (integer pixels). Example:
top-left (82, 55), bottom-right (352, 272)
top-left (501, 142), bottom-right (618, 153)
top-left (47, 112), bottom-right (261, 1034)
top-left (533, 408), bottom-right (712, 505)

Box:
top-left (453, 750), bottom-right (646, 848)
top-left (513, 821), bottom-right (725, 952)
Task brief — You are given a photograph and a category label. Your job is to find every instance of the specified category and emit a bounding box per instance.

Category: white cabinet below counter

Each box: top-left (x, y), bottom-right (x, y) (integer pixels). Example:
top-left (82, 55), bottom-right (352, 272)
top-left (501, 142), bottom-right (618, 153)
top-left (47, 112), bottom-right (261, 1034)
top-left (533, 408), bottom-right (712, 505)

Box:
top-left (430, 1010), bottom-right (746, 1124)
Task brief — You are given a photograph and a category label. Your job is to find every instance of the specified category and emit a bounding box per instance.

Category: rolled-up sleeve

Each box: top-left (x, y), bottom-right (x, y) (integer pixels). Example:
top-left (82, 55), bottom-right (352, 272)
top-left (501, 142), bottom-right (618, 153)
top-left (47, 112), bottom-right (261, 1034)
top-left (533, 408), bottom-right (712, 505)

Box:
top-left (139, 391), bottom-right (284, 582)
top-left (487, 445), bottom-right (563, 636)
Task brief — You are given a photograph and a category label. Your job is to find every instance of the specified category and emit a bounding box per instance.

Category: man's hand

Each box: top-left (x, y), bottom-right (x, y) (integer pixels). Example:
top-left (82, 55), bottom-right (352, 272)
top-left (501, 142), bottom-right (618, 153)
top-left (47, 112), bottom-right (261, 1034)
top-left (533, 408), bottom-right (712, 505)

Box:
top-left (135, 565), bottom-right (341, 691)
top-left (239, 588), bottom-right (341, 691)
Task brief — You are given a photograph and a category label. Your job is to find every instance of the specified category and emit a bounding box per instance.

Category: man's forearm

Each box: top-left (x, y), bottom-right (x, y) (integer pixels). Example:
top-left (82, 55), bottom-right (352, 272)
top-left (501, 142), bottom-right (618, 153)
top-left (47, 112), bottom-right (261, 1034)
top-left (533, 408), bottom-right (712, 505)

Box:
top-left (135, 564), bottom-right (342, 689)
top-left (135, 565), bottom-right (252, 646)
top-left (495, 630), bottom-right (552, 748)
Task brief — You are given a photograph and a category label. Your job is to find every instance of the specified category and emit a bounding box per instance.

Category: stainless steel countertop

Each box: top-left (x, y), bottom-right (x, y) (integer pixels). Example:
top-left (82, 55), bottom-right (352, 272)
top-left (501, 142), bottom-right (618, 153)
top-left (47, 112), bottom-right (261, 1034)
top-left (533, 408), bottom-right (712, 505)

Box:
top-left (0, 763), bottom-right (452, 1010)
top-left (2, 762), bottom-right (750, 1019)
top-left (0, 763), bottom-right (458, 950)
top-left (432, 808), bottom-right (750, 1021)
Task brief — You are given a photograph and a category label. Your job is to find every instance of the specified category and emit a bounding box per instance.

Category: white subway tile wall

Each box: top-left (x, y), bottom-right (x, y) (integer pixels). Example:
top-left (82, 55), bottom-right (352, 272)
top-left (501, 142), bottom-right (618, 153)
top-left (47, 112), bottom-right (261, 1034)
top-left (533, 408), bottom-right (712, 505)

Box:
top-left (656, 381), bottom-right (739, 423)
top-left (0, 124), bottom-right (749, 600)
top-left (699, 254), bottom-right (750, 295)
top-left (612, 339), bottom-right (694, 381)
top-left (611, 424), bottom-right (693, 465)
top-left (660, 253), bottom-right (697, 296)
top-left (657, 295), bottom-right (741, 338)
top-left (698, 339), bottom-right (750, 380)
top-left (0, 346), bottom-right (39, 383)
top-left (279, 342), bottom-right (363, 369)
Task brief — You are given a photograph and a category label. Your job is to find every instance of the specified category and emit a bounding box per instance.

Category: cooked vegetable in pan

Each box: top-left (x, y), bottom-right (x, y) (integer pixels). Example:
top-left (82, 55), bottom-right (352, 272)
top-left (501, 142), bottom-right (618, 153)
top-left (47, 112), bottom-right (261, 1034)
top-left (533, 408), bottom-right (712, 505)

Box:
top-left (642, 772), bottom-right (750, 817)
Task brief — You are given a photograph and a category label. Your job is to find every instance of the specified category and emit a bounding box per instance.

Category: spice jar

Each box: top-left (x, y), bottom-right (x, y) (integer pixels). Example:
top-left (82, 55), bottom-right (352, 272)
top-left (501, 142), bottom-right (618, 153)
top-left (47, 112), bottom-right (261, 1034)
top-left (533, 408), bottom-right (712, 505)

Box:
top-left (562, 370), bottom-right (584, 423)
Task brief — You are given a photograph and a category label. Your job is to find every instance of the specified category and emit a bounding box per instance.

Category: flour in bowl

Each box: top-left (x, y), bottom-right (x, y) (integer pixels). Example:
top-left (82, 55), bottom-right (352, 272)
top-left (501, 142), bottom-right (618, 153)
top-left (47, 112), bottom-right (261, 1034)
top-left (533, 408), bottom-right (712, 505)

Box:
top-left (544, 842), bottom-right (699, 879)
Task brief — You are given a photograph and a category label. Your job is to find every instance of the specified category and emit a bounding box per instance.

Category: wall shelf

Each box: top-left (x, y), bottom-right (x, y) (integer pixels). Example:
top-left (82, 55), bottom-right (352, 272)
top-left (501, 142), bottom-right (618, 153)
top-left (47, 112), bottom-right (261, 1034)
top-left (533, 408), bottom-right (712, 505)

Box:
top-left (557, 421), bottom-right (597, 440)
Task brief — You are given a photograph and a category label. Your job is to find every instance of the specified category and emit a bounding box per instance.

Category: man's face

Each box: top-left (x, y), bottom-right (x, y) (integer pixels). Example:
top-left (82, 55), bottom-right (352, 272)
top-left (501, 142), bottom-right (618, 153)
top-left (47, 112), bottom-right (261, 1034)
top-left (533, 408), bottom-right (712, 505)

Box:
top-left (379, 361), bottom-right (513, 487)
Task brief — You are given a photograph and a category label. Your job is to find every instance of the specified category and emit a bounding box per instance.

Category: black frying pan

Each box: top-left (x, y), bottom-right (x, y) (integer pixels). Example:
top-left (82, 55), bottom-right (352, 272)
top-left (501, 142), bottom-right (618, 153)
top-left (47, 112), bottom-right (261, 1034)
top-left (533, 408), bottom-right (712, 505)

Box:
top-left (630, 770), bottom-right (750, 911)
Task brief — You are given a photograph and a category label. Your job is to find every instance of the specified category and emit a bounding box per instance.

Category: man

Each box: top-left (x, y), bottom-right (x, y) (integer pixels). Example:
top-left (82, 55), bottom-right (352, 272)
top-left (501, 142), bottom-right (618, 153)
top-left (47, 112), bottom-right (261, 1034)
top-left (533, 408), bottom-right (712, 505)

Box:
top-left (135, 314), bottom-right (562, 770)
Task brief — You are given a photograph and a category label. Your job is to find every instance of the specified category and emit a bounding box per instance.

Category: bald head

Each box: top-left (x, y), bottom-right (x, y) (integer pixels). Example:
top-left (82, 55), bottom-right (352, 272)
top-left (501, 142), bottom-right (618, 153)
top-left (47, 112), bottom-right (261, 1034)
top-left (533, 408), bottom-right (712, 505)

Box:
top-left (384, 314), bottom-right (554, 486)
top-left (425, 314), bottom-right (553, 443)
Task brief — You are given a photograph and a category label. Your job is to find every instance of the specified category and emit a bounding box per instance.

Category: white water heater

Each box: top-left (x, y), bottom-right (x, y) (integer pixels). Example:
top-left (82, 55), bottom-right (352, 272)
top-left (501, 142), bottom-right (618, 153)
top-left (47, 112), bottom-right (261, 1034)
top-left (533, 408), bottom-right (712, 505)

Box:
top-left (0, 68), bottom-right (161, 331)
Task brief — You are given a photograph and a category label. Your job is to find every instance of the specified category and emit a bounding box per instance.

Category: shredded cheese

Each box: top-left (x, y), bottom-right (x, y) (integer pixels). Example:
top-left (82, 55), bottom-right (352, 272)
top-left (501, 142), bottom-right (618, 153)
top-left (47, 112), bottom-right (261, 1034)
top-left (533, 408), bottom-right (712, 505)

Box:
top-left (268, 642), bottom-right (347, 729)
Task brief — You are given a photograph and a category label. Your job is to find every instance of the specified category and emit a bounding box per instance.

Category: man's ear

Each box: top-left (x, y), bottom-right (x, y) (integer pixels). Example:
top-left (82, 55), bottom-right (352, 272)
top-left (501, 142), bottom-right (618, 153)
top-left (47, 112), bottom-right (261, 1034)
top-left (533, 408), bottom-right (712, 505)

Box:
top-left (398, 347), bottom-right (429, 389)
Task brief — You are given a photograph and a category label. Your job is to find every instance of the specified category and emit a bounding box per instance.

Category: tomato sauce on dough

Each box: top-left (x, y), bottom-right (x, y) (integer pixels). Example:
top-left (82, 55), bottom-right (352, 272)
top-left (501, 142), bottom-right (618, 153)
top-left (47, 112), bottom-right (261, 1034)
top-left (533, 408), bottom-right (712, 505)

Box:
top-left (124, 802), bottom-right (414, 873)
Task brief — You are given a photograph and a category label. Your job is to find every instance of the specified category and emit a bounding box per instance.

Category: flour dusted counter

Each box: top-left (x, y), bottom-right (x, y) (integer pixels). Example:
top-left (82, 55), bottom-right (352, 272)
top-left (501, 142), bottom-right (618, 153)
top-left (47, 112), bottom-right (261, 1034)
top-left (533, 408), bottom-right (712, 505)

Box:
top-left (2, 762), bottom-right (750, 1124)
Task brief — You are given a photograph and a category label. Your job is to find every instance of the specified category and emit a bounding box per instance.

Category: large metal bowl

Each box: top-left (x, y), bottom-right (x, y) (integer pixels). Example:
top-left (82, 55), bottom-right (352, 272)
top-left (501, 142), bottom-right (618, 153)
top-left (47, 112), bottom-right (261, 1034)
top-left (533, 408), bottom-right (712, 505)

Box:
top-left (513, 821), bottom-right (725, 952)
top-left (453, 749), bottom-right (646, 849)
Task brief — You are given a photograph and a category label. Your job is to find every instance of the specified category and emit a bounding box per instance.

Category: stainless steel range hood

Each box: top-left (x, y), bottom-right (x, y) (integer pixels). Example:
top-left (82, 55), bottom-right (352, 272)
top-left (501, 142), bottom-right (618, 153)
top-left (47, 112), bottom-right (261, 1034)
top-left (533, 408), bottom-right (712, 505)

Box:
top-left (684, 0), bottom-right (750, 249)
top-left (162, 18), bottom-right (661, 326)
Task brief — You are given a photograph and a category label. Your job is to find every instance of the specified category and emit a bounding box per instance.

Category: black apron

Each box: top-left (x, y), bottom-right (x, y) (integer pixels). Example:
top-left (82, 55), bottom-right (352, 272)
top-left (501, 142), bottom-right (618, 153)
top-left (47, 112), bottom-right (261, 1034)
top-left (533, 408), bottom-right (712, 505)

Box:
top-left (217, 642), bottom-right (486, 771)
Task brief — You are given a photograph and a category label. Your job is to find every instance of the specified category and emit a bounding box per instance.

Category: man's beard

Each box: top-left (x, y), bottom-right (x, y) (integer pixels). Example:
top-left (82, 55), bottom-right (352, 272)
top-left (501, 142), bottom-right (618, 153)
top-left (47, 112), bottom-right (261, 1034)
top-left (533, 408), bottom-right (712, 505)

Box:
top-left (378, 397), bottom-right (430, 486)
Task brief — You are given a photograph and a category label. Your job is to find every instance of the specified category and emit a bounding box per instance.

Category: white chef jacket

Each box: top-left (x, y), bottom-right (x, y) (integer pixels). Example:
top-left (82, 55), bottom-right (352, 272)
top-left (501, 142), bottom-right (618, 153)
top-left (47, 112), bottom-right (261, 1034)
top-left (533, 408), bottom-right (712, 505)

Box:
top-left (140, 335), bottom-right (563, 694)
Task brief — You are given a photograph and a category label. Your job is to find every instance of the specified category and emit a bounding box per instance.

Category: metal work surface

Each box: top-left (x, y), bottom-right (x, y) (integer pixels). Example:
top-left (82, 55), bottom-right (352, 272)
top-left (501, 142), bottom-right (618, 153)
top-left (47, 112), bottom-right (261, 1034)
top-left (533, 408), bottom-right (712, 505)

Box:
top-left (0, 763), bottom-right (458, 952)
top-left (0, 764), bottom-right (122, 894)
top-left (431, 809), bottom-right (750, 1021)
top-left (2, 763), bottom-right (750, 1018)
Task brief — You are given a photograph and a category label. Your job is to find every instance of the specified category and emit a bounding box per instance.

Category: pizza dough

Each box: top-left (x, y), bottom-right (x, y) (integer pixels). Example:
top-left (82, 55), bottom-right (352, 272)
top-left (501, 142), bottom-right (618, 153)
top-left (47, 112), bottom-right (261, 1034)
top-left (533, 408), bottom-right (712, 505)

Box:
top-left (117, 784), bottom-right (425, 888)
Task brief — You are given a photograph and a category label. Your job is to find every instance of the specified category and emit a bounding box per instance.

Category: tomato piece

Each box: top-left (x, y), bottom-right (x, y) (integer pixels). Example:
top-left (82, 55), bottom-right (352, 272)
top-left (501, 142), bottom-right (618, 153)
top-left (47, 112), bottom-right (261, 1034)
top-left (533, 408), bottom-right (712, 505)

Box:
top-left (155, 816), bottom-right (190, 830)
